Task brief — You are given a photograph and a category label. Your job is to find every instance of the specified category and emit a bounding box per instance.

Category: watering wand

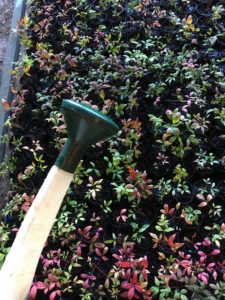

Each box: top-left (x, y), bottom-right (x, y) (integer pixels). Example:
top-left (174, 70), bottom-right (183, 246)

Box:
top-left (0, 100), bottom-right (119, 299)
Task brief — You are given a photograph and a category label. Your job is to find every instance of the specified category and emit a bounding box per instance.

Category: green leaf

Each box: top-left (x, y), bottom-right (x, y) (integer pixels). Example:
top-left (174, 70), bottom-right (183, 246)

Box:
top-left (104, 239), bottom-right (114, 244)
top-left (165, 227), bottom-right (174, 232)
top-left (151, 286), bottom-right (159, 295)
top-left (131, 222), bottom-right (138, 229)
top-left (209, 284), bottom-right (218, 290)
top-left (172, 112), bottom-right (181, 124)
top-left (150, 233), bottom-right (158, 240)
top-left (154, 276), bottom-right (161, 287)
top-left (155, 225), bottom-right (163, 232)
top-left (139, 224), bottom-right (150, 232)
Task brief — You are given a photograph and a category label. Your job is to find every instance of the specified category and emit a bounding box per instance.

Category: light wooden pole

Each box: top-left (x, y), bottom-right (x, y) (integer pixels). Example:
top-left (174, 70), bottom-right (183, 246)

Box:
top-left (0, 100), bottom-right (119, 300)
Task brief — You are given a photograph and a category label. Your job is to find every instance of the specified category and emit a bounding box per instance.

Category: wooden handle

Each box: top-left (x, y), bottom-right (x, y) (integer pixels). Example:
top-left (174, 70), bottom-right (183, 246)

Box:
top-left (0, 166), bottom-right (73, 300)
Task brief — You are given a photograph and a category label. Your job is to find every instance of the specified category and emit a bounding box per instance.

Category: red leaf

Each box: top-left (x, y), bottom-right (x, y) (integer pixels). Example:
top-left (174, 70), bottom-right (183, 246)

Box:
top-left (82, 279), bottom-right (89, 289)
top-left (36, 282), bottom-right (46, 289)
top-left (49, 282), bottom-right (56, 291)
top-left (128, 167), bottom-right (138, 179)
top-left (17, 173), bottom-right (24, 183)
top-left (163, 204), bottom-right (169, 212)
top-left (121, 281), bottom-right (131, 289)
top-left (126, 268), bottom-right (131, 280)
top-left (141, 255), bottom-right (148, 268)
top-left (95, 248), bottom-right (102, 257)
top-left (94, 242), bottom-right (105, 249)
top-left (29, 285), bottom-right (37, 300)
top-left (135, 284), bottom-right (144, 293)
top-left (142, 269), bottom-right (148, 281)
top-left (50, 291), bottom-right (57, 300)
top-left (158, 252), bottom-right (165, 260)
top-left (198, 251), bottom-right (206, 257)
top-left (168, 234), bottom-right (176, 244)
top-left (1, 98), bottom-right (10, 112)
top-left (48, 274), bottom-right (57, 282)
top-left (91, 234), bottom-right (98, 243)
top-left (89, 275), bottom-right (96, 281)
top-left (128, 286), bottom-right (135, 300)
top-left (121, 291), bottom-right (129, 299)
top-left (213, 271), bottom-right (217, 280)
top-left (118, 261), bottom-right (131, 268)
top-left (198, 273), bottom-right (208, 285)
top-left (133, 271), bottom-right (138, 284)
top-left (196, 194), bottom-right (205, 200)
top-left (83, 226), bottom-right (92, 234)
top-left (211, 249), bottom-right (220, 256)
top-left (75, 246), bottom-right (82, 256)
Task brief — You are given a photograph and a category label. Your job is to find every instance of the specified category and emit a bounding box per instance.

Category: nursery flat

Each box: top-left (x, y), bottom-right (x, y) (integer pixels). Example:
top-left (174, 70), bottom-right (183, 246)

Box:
top-left (0, 0), bottom-right (225, 299)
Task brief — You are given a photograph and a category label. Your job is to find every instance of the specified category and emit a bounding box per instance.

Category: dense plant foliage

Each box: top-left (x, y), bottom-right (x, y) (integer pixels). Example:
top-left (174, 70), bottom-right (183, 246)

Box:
top-left (1, 0), bottom-right (225, 299)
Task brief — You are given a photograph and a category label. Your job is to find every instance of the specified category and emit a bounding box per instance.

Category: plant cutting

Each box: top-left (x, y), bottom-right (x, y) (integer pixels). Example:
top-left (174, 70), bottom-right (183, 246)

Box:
top-left (85, 176), bottom-right (103, 201)
top-left (212, 4), bottom-right (225, 21)
top-left (0, 100), bottom-right (119, 299)
top-left (207, 107), bottom-right (225, 127)
top-left (196, 193), bottom-right (213, 208)
top-left (153, 109), bottom-right (200, 158)
top-left (208, 203), bottom-right (223, 219)
top-left (172, 164), bottom-right (188, 183)
top-left (171, 181), bottom-right (192, 204)
top-left (205, 223), bottom-right (225, 248)
top-left (192, 113), bottom-right (210, 135)
top-left (110, 208), bottom-right (130, 234)
top-left (151, 151), bottom-right (171, 177)
top-left (181, 207), bottom-right (201, 226)
top-left (154, 178), bottom-right (172, 202)
top-left (194, 178), bottom-right (219, 198)
top-left (130, 222), bottom-right (150, 244)
top-left (194, 149), bottom-right (219, 175)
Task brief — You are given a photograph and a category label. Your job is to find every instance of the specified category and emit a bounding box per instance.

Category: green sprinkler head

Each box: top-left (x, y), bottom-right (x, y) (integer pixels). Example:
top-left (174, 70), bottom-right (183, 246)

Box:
top-left (55, 100), bottom-right (119, 173)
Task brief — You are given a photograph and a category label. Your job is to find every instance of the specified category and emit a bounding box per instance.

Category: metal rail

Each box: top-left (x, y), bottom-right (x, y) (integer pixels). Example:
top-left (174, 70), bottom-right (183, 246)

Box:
top-left (0, 0), bottom-right (26, 163)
